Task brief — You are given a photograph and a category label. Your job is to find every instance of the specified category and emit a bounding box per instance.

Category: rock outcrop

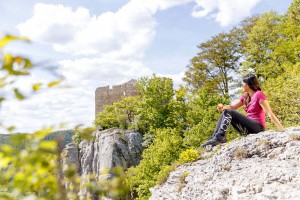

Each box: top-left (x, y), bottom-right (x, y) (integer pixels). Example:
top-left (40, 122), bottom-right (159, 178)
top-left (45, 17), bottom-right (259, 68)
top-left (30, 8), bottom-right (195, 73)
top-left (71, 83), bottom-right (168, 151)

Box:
top-left (79, 128), bottom-right (142, 177)
top-left (150, 127), bottom-right (300, 200)
top-left (62, 128), bottom-right (143, 199)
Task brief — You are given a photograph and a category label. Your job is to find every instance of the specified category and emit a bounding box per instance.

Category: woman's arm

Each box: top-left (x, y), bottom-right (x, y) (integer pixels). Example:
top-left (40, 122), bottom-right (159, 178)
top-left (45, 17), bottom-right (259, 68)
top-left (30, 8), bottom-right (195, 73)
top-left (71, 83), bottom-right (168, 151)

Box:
top-left (260, 100), bottom-right (284, 130)
top-left (218, 100), bottom-right (243, 112)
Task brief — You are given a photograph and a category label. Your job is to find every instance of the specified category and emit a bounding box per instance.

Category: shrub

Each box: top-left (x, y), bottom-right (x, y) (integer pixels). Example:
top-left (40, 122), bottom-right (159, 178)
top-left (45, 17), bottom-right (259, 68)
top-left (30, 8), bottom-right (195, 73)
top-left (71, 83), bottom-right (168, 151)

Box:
top-left (94, 96), bottom-right (141, 130)
top-left (128, 128), bottom-right (183, 200)
top-left (178, 149), bottom-right (200, 164)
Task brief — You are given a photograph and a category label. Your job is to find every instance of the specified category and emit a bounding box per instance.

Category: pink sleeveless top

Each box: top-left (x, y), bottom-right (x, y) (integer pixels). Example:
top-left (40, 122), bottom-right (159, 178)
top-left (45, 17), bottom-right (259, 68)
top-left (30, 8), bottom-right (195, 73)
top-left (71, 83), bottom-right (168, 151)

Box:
top-left (240, 91), bottom-right (267, 128)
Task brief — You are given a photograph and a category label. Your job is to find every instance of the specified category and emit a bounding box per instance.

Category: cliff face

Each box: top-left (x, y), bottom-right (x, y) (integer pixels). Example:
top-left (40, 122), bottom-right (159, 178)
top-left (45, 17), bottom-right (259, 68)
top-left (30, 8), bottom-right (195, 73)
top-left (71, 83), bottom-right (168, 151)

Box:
top-left (150, 127), bottom-right (300, 200)
top-left (62, 128), bottom-right (143, 199)
top-left (79, 128), bottom-right (142, 177)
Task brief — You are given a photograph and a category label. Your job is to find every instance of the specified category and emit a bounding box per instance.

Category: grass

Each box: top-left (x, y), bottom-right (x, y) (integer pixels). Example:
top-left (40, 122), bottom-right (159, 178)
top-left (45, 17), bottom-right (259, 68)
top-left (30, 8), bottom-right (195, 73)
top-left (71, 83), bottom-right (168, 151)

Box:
top-left (288, 134), bottom-right (300, 141)
top-left (233, 147), bottom-right (248, 159)
top-left (177, 171), bottom-right (189, 192)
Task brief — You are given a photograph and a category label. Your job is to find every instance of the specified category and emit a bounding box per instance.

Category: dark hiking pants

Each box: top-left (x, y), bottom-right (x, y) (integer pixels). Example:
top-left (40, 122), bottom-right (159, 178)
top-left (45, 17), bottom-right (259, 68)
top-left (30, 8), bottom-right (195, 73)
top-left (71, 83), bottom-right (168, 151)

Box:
top-left (212, 109), bottom-right (265, 137)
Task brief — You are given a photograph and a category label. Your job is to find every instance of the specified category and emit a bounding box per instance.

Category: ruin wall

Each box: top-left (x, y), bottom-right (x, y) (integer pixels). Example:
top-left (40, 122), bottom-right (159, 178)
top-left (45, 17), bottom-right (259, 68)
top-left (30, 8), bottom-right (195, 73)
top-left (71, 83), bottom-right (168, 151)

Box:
top-left (95, 79), bottom-right (139, 117)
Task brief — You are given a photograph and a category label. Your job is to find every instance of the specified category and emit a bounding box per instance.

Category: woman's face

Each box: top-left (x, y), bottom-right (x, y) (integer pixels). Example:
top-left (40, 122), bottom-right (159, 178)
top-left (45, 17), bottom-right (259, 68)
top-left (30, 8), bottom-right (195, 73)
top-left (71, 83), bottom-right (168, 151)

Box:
top-left (242, 82), bottom-right (249, 92)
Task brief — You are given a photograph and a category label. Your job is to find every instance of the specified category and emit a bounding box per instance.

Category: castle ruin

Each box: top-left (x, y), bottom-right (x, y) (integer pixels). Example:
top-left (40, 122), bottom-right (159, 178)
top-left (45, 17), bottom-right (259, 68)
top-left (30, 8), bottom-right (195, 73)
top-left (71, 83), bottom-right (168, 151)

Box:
top-left (95, 79), bottom-right (139, 117)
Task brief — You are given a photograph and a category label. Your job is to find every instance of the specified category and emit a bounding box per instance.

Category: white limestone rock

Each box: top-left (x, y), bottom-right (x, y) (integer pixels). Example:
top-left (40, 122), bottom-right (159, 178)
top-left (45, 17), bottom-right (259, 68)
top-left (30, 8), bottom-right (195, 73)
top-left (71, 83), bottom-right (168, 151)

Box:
top-left (150, 127), bottom-right (300, 200)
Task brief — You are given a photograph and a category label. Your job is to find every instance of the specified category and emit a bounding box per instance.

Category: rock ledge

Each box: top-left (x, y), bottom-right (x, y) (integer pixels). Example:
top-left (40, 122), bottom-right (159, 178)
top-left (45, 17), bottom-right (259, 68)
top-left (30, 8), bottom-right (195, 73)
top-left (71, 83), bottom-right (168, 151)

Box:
top-left (150, 127), bottom-right (300, 200)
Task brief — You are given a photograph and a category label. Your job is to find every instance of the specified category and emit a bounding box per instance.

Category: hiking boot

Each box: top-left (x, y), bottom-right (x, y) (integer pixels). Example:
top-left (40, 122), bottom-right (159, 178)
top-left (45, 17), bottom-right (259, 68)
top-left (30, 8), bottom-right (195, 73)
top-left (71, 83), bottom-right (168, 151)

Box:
top-left (202, 135), bottom-right (227, 147)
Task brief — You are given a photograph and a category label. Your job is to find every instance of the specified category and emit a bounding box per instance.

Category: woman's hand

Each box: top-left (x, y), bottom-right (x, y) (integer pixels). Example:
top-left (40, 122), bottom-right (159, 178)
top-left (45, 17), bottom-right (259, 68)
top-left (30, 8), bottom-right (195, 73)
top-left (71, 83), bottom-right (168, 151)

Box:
top-left (217, 100), bottom-right (243, 112)
top-left (217, 104), bottom-right (223, 112)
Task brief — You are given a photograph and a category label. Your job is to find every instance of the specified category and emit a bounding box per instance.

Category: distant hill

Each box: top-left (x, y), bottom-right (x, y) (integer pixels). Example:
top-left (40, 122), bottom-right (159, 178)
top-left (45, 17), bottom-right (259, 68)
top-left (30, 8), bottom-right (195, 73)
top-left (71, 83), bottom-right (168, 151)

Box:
top-left (43, 130), bottom-right (75, 148)
top-left (0, 130), bottom-right (75, 149)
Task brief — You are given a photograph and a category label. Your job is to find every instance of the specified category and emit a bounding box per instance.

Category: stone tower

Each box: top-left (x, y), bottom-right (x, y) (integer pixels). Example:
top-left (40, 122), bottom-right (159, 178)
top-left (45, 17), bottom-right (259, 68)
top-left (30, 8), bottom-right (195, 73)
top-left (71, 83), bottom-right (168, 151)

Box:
top-left (95, 79), bottom-right (139, 117)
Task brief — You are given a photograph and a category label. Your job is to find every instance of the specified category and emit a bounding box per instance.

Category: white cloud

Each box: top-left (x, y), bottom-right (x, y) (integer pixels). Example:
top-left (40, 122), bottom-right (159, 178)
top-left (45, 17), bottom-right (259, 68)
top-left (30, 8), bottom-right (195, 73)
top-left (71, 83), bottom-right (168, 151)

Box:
top-left (16, 1), bottom-right (198, 57)
top-left (192, 0), bottom-right (263, 26)
top-left (17, 0), bottom-right (264, 57)
top-left (57, 57), bottom-right (153, 87)
top-left (17, 2), bottom-right (156, 57)
top-left (158, 71), bottom-right (185, 88)
top-left (1, 87), bottom-right (94, 132)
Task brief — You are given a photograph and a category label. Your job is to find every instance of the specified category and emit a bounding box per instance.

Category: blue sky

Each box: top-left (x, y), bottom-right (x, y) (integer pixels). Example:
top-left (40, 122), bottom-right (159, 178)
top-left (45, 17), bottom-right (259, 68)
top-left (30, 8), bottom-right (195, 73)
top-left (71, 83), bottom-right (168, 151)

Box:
top-left (0, 0), bottom-right (294, 133)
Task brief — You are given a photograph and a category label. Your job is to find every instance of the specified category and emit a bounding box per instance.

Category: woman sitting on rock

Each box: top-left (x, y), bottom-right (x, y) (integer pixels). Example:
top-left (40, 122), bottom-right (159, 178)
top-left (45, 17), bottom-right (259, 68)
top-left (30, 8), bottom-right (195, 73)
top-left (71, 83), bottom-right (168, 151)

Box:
top-left (202, 74), bottom-right (284, 147)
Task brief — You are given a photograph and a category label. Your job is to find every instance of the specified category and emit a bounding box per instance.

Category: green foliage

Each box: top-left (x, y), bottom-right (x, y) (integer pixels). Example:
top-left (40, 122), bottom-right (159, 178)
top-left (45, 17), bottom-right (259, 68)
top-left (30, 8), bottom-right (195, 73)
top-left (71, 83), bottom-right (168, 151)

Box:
top-left (0, 130), bottom-right (75, 150)
top-left (94, 96), bottom-right (141, 130)
top-left (0, 35), bottom-right (29, 48)
top-left (263, 64), bottom-right (300, 126)
top-left (44, 129), bottom-right (75, 148)
top-left (242, 1), bottom-right (299, 80)
top-left (183, 88), bottom-right (231, 148)
top-left (95, 75), bottom-right (189, 141)
top-left (141, 130), bottom-right (155, 148)
top-left (168, 86), bottom-right (189, 133)
top-left (152, 149), bottom-right (199, 186)
top-left (242, 11), bottom-right (284, 79)
top-left (0, 35), bottom-right (80, 199)
top-left (128, 128), bottom-right (183, 200)
top-left (183, 30), bottom-right (242, 96)
top-left (0, 36), bottom-right (32, 103)
top-left (135, 75), bottom-right (175, 133)
top-left (241, 0), bottom-right (300, 127)
top-left (0, 128), bottom-right (131, 200)
top-left (85, 167), bottom-right (132, 199)
top-left (72, 126), bottom-right (96, 147)
top-left (177, 148), bottom-right (200, 164)
top-left (0, 128), bottom-right (80, 199)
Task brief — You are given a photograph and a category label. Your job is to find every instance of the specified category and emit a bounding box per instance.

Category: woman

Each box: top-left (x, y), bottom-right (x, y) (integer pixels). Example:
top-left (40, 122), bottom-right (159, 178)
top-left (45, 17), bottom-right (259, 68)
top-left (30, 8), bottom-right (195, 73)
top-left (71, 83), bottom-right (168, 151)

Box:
top-left (202, 74), bottom-right (284, 147)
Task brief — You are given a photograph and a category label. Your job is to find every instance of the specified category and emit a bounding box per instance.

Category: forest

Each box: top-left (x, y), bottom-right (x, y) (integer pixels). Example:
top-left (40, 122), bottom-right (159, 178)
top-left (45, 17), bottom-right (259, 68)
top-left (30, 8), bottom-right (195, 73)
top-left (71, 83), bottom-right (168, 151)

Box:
top-left (0, 0), bottom-right (299, 199)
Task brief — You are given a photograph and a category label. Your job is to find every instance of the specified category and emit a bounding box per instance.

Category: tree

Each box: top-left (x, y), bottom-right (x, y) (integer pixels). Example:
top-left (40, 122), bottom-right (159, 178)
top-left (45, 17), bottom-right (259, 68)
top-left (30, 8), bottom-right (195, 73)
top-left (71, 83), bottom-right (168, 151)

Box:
top-left (94, 96), bottom-right (141, 130)
top-left (135, 75), bottom-right (175, 133)
top-left (263, 64), bottom-right (300, 127)
top-left (260, 0), bottom-right (300, 127)
top-left (184, 31), bottom-right (242, 96)
top-left (241, 0), bottom-right (300, 127)
top-left (241, 11), bottom-right (284, 80)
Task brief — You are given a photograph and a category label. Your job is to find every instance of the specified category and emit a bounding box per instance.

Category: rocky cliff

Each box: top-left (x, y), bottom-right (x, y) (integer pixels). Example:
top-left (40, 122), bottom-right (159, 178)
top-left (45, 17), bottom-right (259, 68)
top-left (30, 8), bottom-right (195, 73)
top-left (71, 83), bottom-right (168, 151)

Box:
top-left (79, 128), bottom-right (142, 177)
top-left (63, 128), bottom-right (143, 199)
top-left (150, 127), bottom-right (300, 200)
top-left (63, 128), bottom-right (142, 175)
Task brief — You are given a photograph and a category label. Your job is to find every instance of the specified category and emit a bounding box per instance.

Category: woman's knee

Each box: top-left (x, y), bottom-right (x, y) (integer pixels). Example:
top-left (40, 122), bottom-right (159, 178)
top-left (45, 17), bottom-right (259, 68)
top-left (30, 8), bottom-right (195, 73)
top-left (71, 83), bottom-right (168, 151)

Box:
top-left (223, 109), bottom-right (233, 115)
